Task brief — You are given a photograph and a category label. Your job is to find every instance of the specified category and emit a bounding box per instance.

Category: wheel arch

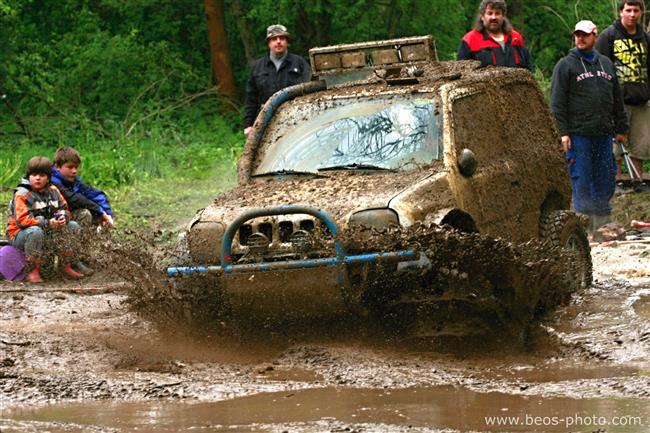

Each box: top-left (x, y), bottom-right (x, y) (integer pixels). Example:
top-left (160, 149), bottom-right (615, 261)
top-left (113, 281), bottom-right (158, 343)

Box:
top-left (438, 208), bottom-right (478, 233)
top-left (539, 190), bottom-right (570, 232)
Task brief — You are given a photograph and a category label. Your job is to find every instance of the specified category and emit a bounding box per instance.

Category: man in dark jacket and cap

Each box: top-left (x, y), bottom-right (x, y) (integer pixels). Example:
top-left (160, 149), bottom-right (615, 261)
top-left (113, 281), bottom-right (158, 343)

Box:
top-left (243, 24), bottom-right (311, 137)
top-left (595, 1), bottom-right (650, 192)
top-left (551, 20), bottom-right (629, 233)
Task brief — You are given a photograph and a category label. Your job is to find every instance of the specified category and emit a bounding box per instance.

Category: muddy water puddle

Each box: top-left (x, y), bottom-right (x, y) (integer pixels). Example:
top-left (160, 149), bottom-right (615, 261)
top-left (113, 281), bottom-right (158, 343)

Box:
top-left (3, 385), bottom-right (649, 433)
top-left (546, 283), bottom-right (650, 364)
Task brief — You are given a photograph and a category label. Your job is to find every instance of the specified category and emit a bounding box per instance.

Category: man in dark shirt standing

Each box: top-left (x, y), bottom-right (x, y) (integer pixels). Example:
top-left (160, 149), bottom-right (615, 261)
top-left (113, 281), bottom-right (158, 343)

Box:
top-left (551, 20), bottom-right (629, 233)
top-left (457, 0), bottom-right (532, 70)
top-left (243, 24), bottom-right (311, 137)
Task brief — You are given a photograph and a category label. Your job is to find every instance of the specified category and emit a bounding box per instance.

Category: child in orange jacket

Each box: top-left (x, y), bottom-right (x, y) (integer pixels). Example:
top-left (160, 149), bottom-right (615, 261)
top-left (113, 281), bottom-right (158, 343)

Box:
top-left (6, 156), bottom-right (85, 283)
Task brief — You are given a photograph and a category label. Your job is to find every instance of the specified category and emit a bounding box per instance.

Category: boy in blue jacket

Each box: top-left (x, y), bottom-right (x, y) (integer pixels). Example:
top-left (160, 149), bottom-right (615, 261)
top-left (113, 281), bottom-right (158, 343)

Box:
top-left (52, 147), bottom-right (114, 228)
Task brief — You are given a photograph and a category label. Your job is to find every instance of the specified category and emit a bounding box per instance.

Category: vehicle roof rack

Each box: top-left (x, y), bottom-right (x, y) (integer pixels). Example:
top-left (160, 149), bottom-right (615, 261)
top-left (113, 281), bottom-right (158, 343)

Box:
top-left (309, 35), bottom-right (437, 82)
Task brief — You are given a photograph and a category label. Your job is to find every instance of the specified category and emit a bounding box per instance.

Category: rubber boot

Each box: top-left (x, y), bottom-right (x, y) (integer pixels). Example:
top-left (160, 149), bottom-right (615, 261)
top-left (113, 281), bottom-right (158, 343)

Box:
top-left (74, 261), bottom-right (94, 276)
top-left (25, 257), bottom-right (43, 283)
top-left (62, 263), bottom-right (84, 279)
top-left (60, 251), bottom-right (85, 279)
top-left (592, 214), bottom-right (611, 231)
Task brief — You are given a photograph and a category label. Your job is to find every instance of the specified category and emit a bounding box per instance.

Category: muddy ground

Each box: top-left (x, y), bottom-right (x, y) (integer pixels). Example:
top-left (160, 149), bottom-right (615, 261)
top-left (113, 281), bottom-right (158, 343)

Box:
top-left (1, 229), bottom-right (649, 432)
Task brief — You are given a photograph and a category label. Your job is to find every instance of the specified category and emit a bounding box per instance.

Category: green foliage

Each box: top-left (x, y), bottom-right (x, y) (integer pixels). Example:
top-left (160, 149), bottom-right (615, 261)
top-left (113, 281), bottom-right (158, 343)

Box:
top-left (56, 35), bottom-right (201, 120)
top-left (523, 0), bottom-right (620, 71)
top-left (1, 0), bottom-right (212, 135)
top-left (0, 114), bottom-right (242, 191)
top-left (533, 68), bottom-right (553, 102)
top-left (0, 154), bottom-right (21, 189)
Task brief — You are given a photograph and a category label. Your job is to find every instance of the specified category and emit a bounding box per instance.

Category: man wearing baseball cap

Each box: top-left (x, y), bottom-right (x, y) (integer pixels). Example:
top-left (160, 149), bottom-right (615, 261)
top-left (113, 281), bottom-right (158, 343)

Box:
top-left (550, 20), bottom-right (629, 233)
top-left (243, 24), bottom-right (311, 137)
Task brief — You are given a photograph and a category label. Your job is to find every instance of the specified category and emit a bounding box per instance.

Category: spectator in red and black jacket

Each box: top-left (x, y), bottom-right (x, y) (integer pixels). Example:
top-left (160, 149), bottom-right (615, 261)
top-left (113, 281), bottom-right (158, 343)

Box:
top-left (457, 0), bottom-right (533, 71)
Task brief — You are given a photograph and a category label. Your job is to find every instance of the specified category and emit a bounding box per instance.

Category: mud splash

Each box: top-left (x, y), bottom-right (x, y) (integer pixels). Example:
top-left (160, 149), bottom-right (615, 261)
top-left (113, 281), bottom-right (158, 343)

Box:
top-left (110, 221), bottom-right (584, 348)
top-left (7, 212), bottom-right (582, 354)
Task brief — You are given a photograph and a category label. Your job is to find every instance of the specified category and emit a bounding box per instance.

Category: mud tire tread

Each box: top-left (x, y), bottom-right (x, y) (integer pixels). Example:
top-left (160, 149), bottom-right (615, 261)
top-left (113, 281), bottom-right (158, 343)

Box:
top-left (539, 210), bottom-right (593, 290)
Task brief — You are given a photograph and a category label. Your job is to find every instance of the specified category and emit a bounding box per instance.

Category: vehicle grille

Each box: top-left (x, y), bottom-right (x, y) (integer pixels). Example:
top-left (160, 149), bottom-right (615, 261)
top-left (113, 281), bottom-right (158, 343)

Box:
top-left (237, 217), bottom-right (329, 247)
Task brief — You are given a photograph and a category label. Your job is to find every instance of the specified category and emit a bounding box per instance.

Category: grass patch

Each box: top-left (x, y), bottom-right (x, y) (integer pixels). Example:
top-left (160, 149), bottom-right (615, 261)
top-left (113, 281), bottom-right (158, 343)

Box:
top-left (110, 162), bottom-right (236, 233)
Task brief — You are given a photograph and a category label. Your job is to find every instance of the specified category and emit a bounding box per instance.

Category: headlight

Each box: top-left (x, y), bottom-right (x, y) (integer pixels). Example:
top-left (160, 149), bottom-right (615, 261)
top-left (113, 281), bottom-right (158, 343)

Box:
top-left (349, 209), bottom-right (400, 229)
top-left (188, 221), bottom-right (225, 263)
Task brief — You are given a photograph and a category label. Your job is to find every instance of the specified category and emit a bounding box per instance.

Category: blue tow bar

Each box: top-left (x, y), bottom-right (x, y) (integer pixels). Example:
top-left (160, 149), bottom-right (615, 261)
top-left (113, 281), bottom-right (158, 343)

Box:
top-left (167, 205), bottom-right (418, 278)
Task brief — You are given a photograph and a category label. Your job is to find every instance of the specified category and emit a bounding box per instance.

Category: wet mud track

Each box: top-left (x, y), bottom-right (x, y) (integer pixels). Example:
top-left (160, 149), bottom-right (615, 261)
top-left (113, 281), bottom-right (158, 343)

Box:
top-left (1, 243), bottom-right (649, 433)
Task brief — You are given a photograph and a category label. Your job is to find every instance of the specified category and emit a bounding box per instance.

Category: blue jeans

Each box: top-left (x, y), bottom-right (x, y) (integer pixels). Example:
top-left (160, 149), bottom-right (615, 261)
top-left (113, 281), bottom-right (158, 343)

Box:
top-left (11, 221), bottom-right (81, 257)
top-left (566, 134), bottom-right (616, 215)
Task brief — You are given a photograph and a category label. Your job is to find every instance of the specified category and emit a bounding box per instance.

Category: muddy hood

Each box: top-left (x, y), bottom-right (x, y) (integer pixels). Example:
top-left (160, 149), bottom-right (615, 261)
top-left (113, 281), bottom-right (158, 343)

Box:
top-left (196, 168), bottom-right (436, 225)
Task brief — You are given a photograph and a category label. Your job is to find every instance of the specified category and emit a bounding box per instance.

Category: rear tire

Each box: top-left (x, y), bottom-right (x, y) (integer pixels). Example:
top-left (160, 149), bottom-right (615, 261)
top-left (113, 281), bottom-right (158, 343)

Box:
top-left (540, 210), bottom-right (592, 295)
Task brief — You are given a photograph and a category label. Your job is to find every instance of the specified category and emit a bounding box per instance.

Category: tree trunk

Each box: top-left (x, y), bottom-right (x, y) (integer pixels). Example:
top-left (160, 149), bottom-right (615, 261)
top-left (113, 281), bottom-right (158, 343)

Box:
top-left (204, 0), bottom-right (237, 98)
top-left (230, 0), bottom-right (257, 66)
top-left (386, 0), bottom-right (401, 38)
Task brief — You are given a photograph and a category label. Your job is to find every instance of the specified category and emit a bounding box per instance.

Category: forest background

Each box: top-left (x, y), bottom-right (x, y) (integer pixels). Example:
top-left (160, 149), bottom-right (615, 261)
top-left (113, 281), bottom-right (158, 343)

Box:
top-left (1, 0), bottom-right (649, 231)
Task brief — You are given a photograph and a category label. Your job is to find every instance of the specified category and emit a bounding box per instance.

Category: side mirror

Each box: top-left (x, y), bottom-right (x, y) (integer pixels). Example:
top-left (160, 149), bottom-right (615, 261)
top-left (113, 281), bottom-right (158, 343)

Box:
top-left (458, 148), bottom-right (477, 177)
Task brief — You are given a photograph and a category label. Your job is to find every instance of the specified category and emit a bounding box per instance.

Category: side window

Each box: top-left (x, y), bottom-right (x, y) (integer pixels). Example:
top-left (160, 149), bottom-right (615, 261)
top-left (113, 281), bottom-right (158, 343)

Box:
top-left (497, 83), bottom-right (557, 154)
top-left (451, 83), bottom-right (556, 163)
top-left (451, 90), bottom-right (508, 162)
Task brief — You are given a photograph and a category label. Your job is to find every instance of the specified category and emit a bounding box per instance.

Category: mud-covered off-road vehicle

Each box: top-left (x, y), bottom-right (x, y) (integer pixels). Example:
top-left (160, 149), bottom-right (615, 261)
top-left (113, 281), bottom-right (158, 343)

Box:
top-left (169, 36), bottom-right (592, 340)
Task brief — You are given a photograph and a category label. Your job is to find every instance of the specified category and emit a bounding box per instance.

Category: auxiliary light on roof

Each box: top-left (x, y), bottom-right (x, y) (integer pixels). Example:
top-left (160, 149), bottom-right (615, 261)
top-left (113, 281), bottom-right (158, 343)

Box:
top-left (309, 35), bottom-right (437, 79)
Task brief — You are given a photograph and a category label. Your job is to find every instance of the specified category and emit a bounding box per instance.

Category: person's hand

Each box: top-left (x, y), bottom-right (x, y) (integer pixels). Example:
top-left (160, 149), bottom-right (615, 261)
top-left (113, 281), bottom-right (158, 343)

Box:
top-left (244, 126), bottom-right (253, 137)
top-left (561, 135), bottom-right (571, 152)
top-left (49, 216), bottom-right (66, 229)
top-left (615, 133), bottom-right (627, 144)
top-left (101, 213), bottom-right (114, 228)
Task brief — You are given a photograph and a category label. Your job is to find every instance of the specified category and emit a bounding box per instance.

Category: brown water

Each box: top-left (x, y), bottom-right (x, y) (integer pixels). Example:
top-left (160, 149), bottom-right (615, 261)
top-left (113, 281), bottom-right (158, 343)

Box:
top-left (3, 385), bottom-right (649, 433)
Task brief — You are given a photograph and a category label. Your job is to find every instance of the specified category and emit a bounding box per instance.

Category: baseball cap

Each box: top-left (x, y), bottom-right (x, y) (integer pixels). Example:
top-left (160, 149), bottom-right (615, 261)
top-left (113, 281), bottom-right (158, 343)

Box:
top-left (266, 24), bottom-right (290, 40)
top-left (573, 20), bottom-right (597, 34)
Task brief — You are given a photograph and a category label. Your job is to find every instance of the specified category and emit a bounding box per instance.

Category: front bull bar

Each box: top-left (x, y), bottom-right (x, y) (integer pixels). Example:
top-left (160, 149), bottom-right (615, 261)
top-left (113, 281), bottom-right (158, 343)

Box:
top-left (167, 205), bottom-right (419, 280)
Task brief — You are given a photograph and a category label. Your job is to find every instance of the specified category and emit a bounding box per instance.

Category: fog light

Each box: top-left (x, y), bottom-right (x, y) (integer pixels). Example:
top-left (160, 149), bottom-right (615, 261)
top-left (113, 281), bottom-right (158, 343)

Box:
top-left (247, 232), bottom-right (270, 256)
top-left (290, 230), bottom-right (313, 253)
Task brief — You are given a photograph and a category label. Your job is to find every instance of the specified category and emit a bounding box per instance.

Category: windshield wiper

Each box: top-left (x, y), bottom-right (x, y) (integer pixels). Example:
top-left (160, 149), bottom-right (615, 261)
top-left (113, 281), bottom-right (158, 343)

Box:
top-left (318, 163), bottom-right (394, 172)
top-left (252, 169), bottom-right (319, 177)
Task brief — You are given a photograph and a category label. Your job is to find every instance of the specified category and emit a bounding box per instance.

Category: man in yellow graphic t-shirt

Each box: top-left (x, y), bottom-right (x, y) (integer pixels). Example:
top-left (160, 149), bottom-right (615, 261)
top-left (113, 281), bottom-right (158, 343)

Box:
top-left (596, 0), bottom-right (650, 192)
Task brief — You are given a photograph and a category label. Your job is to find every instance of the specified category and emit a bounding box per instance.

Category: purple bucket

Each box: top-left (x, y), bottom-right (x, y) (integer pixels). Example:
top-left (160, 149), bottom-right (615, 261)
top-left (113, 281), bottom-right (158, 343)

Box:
top-left (0, 245), bottom-right (27, 282)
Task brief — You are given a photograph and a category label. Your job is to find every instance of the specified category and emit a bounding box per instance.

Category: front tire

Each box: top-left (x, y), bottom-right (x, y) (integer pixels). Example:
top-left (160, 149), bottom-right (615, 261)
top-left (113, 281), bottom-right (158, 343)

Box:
top-left (540, 210), bottom-right (593, 296)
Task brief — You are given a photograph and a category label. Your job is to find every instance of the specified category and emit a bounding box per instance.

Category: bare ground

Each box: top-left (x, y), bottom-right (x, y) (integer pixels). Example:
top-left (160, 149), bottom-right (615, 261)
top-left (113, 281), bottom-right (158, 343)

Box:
top-left (1, 235), bottom-right (649, 432)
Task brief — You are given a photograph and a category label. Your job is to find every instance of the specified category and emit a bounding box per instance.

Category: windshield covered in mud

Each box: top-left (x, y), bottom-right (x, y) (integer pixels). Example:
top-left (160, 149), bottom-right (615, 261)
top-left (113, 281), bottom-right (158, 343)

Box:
top-left (254, 95), bottom-right (442, 175)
